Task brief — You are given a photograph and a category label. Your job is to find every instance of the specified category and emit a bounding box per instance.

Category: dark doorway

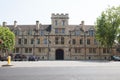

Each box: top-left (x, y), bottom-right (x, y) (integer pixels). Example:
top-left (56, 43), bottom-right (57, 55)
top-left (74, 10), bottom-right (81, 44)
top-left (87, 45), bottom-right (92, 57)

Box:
top-left (55, 49), bottom-right (64, 60)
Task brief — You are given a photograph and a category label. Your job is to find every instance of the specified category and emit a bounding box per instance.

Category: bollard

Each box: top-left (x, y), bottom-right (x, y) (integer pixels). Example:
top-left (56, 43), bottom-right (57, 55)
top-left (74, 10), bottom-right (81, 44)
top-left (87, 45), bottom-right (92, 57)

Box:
top-left (7, 56), bottom-right (11, 65)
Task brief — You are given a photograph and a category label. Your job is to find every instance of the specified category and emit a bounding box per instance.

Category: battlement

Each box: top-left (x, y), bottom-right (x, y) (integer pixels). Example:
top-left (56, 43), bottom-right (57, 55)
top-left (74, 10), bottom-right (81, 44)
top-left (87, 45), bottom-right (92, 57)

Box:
top-left (51, 13), bottom-right (69, 19)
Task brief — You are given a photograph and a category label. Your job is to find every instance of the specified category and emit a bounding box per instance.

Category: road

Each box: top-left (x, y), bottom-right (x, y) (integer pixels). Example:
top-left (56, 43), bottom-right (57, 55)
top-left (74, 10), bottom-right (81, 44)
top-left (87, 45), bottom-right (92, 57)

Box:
top-left (0, 61), bottom-right (120, 80)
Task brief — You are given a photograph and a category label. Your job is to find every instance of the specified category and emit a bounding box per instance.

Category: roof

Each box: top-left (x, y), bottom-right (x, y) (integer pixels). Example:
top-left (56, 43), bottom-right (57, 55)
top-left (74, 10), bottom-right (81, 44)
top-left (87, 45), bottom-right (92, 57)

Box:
top-left (6, 24), bottom-right (95, 32)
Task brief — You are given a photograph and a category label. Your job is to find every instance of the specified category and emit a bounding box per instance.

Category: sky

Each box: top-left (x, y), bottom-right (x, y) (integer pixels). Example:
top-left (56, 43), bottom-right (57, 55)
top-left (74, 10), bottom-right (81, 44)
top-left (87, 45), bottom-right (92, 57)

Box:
top-left (0, 0), bottom-right (120, 25)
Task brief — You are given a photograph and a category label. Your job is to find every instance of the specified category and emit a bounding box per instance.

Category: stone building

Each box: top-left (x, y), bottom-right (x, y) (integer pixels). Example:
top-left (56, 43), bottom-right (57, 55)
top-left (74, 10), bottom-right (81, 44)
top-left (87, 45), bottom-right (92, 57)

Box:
top-left (0, 13), bottom-right (118, 60)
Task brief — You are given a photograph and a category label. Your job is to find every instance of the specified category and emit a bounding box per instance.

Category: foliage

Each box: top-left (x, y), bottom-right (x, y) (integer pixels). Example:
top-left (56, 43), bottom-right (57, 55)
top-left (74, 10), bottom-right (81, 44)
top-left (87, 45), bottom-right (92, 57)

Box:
top-left (117, 28), bottom-right (120, 44)
top-left (0, 26), bottom-right (15, 52)
top-left (95, 6), bottom-right (120, 48)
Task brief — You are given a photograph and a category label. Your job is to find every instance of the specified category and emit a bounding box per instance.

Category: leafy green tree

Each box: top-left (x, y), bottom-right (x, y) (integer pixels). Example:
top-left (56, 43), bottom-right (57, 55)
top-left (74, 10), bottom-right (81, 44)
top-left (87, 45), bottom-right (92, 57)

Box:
top-left (117, 28), bottom-right (120, 44)
top-left (116, 28), bottom-right (120, 52)
top-left (95, 6), bottom-right (120, 50)
top-left (0, 26), bottom-right (15, 55)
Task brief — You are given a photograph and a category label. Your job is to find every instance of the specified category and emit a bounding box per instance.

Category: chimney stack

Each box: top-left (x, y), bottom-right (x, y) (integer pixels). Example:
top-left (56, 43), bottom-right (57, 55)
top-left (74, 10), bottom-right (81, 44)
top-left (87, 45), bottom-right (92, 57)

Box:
top-left (81, 21), bottom-right (85, 32)
top-left (81, 21), bottom-right (84, 25)
top-left (36, 21), bottom-right (39, 30)
top-left (14, 21), bottom-right (17, 27)
top-left (3, 22), bottom-right (7, 27)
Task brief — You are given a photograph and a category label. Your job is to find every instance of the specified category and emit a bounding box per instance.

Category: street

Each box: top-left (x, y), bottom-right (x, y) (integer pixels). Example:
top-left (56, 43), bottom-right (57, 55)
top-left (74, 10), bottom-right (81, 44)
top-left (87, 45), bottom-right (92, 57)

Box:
top-left (0, 61), bottom-right (120, 80)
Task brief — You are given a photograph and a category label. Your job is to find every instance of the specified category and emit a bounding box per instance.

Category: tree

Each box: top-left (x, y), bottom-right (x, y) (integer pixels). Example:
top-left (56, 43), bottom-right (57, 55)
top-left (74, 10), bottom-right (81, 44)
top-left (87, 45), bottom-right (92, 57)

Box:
top-left (95, 6), bottom-right (120, 58)
top-left (95, 6), bottom-right (120, 50)
top-left (117, 28), bottom-right (120, 44)
top-left (116, 28), bottom-right (120, 52)
top-left (0, 26), bottom-right (15, 55)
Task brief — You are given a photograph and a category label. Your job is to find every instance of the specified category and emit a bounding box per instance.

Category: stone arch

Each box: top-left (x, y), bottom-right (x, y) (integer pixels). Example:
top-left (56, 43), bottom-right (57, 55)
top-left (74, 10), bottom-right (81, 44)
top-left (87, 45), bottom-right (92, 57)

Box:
top-left (55, 49), bottom-right (64, 60)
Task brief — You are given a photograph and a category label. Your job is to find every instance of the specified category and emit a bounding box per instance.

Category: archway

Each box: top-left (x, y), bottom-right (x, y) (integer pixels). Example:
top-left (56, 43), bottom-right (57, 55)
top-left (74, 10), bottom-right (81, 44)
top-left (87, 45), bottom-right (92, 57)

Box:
top-left (55, 49), bottom-right (64, 60)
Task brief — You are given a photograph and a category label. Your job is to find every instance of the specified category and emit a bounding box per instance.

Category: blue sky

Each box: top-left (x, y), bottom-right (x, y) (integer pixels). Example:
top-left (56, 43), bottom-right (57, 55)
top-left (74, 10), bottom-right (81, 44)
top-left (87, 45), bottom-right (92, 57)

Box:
top-left (0, 0), bottom-right (120, 25)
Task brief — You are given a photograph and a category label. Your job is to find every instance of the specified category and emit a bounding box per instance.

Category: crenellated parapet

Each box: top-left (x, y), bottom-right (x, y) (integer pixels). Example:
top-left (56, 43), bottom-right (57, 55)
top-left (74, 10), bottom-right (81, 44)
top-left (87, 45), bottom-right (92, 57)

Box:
top-left (51, 13), bottom-right (69, 19)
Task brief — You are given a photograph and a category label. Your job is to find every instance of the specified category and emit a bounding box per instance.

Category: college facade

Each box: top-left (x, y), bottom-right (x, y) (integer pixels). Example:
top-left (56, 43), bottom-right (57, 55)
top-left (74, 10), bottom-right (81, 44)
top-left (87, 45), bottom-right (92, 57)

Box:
top-left (1, 13), bottom-right (119, 60)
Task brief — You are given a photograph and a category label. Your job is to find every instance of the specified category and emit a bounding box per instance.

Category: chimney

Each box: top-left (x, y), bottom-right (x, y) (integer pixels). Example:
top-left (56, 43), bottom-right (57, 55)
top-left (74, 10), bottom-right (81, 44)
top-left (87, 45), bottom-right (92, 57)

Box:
top-left (81, 21), bottom-right (84, 25)
top-left (81, 21), bottom-right (85, 32)
top-left (14, 21), bottom-right (17, 27)
top-left (36, 21), bottom-right (39, 30)
top-left (3, 22), bottom-right (7, 27)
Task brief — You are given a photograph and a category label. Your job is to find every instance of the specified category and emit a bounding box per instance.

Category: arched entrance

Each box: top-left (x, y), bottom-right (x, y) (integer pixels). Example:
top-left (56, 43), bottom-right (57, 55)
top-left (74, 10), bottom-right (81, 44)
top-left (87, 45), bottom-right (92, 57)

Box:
top-left (55, 49), bottom-right (64, 60)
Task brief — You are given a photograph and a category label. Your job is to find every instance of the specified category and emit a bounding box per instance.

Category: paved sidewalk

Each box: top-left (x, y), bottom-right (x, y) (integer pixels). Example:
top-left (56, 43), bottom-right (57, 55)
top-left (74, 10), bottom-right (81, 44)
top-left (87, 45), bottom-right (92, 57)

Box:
top-left (0, 61), bottom-right (120, 67)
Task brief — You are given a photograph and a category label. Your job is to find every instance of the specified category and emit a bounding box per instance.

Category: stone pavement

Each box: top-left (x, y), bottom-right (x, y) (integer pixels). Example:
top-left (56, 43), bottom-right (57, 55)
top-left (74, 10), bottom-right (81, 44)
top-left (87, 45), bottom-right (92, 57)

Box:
top-left (0, 61), bottom-right (120, 67)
